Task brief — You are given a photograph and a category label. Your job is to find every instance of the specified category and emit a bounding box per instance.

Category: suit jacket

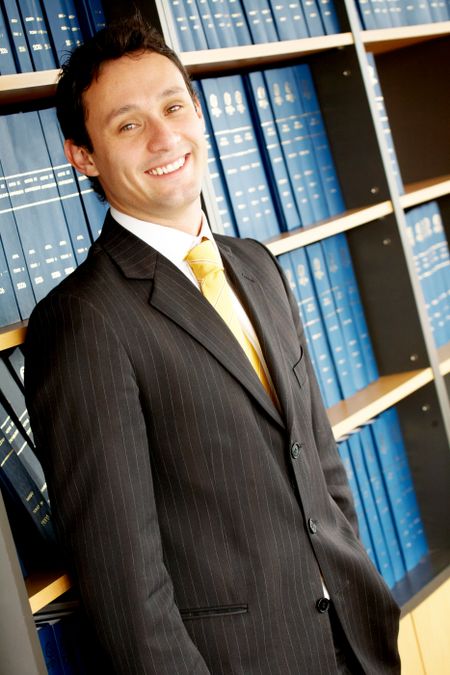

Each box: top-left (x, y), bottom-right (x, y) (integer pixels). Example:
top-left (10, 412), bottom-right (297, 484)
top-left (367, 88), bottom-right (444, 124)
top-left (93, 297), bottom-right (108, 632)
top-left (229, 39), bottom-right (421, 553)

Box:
top-left (25, 213), bottom-right (400, 674)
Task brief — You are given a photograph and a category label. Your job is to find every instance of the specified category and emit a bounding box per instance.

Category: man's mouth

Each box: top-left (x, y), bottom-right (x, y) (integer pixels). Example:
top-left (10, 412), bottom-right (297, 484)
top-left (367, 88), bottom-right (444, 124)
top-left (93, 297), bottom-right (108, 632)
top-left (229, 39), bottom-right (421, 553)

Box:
top-left (147, 155), bottom-right (187, 176)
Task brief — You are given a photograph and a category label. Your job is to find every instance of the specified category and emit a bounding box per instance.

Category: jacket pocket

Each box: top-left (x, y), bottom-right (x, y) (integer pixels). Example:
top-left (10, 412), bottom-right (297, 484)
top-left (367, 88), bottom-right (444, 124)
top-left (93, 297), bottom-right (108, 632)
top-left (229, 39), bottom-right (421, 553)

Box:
top-left (180, 604), bottom-right (248, 621)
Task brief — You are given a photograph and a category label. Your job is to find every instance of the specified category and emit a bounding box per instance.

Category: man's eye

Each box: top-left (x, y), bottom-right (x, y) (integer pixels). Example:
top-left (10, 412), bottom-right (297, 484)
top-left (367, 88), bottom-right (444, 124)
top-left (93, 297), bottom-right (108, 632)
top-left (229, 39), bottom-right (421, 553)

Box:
top-left (167, 104), bottom-right (182, 114)
top-left (120, 122), bottom-right (137, 132)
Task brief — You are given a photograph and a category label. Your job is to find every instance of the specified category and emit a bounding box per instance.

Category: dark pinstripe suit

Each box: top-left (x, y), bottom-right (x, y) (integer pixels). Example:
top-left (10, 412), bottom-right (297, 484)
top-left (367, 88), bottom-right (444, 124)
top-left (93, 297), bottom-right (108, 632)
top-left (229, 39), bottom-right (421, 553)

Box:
top-left (25, 213), bottom-right (400, 674)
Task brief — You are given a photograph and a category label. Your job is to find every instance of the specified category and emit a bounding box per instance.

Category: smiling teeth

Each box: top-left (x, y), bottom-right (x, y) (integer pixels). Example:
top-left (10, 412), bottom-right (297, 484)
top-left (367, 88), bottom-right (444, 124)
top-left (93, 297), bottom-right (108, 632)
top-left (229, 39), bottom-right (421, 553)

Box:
top-left (148, 156), bottom-right (186, 175)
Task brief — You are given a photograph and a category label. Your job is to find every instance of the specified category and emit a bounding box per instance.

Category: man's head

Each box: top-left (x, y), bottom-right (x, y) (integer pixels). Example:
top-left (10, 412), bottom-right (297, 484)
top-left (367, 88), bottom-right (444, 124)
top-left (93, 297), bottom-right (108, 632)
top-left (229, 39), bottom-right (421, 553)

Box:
top-left (58, 16), bottom-right (207, 231)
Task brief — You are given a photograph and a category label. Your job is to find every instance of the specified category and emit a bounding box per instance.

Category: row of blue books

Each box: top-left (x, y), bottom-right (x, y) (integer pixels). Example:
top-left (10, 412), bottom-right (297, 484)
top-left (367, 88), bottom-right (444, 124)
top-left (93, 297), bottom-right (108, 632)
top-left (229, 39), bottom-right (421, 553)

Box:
top-left (35, 604), bottom-right (107, 673)
top-left (278, 235), bottom-right (379, 407)
top-left (0, 0), bottom-right (105, 75)
top-left (0, 346), bottom-right (57, 572)
top-left (357, 0), bottom-right (450, 29)
top-left (338, 407), bottom-right (429, 589)
top-left (198, 63), bottom-right (346, 243)
top-left (0, 107), bottom-right (108, 328)
top-left (405, 201), bottom-right (450, 349)
top-left (168, 0), bottom-right (341, 52)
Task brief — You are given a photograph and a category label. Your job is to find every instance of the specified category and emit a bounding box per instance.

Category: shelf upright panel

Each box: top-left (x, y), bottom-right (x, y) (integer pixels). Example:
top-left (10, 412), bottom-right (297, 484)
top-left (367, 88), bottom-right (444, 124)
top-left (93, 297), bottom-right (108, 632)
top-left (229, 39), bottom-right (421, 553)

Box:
top-left (343, 0), bottom-right (450, 443)
top-left (0, 492), bottom-right (46, 674)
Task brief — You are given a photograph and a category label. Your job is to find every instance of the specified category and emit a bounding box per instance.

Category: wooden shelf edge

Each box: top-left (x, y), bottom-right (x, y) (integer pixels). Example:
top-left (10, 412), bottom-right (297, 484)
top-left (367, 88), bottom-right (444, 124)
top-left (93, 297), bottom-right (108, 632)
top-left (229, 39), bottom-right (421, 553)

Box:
top-left (0, 70), bottom-right (60, 104)
top-left (400, 174), bottom-right (450, 209)
top-left (0, 321), bottom-right (28, 351)
top-left (183, 33), bottom-right (354, 73)
top-left (265, 201), bottom-right (393, 256)
top-left (328, 368), bottom-right (433, 440)
top-left (26, 570), bottom-right (72, 614)
top-left (362, 21), bottom-right (450, 54)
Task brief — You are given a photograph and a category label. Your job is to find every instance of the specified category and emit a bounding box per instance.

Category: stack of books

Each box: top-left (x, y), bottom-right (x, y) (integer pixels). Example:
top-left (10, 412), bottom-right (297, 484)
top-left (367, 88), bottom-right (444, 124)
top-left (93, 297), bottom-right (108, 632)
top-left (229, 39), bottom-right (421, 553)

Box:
top-left (338, 407), bottom-right (429, 589)
top-left (167, 0), bottom-right (341, 51)
top-left (0, 0), bottom-right (105, 75)
top-left (357, 0), bottom-right (450, 29)
top-left (278, 235), bottom-right (378, 407)
top-left (405, 200), bottom-right (450, 348)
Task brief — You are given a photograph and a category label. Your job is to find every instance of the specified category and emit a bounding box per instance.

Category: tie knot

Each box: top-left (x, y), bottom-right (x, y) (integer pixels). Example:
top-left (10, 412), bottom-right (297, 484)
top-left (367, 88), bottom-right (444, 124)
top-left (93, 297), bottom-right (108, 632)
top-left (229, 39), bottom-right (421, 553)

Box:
top-left (185, 239), bottom-right (224, 283)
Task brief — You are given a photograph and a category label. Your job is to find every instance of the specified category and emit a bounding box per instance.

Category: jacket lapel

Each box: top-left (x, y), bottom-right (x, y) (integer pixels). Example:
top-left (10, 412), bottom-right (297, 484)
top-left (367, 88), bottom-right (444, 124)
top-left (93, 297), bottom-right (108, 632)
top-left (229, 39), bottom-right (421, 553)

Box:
top-left (99, 216), bottom-right (284, 428)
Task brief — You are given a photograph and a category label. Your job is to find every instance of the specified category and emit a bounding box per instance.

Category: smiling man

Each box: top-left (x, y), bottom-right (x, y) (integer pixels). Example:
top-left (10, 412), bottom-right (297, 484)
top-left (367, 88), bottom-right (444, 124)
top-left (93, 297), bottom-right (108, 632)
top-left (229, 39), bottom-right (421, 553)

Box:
top-left (24, 16), bottom-right (401, 675)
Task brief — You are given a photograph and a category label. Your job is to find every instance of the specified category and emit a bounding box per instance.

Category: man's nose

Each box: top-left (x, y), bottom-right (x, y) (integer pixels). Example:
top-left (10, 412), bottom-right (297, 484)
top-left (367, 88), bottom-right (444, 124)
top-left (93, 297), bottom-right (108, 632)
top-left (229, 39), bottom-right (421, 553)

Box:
top-left (146, 118), bottom-right (180, 152)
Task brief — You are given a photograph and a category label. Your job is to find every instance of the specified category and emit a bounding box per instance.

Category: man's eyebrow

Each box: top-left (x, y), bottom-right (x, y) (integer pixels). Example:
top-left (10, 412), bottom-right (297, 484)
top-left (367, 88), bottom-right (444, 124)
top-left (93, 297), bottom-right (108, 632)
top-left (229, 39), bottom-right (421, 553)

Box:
top-left (104, 87), bottom-right (188, 126)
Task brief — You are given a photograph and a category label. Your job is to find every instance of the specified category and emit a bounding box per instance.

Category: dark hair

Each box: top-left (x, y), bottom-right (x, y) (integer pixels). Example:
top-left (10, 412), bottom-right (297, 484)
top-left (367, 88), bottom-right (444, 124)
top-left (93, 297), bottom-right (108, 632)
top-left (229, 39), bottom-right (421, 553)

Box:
top-left (56, 15), bottom-right (196, 200)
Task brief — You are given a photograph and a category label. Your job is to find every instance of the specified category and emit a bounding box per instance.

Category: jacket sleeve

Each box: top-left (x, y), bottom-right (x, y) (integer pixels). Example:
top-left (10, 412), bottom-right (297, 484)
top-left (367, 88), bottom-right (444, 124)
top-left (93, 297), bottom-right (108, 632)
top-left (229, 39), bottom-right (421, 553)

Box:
top-left (24, 292), bottom-right (211, 675)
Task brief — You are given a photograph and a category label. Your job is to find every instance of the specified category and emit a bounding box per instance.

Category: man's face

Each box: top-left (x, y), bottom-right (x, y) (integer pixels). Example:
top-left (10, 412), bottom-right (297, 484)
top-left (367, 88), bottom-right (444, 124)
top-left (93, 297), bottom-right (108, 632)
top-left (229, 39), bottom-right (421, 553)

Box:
top-left (71, 51), bottom-right (208, 231)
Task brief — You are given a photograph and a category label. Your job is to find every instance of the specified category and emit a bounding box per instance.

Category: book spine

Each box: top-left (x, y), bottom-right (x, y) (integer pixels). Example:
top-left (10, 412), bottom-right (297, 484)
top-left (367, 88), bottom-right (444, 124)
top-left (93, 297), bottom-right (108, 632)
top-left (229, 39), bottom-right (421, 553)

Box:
top-left (240, 0), bottom-right (279, 43)
top-left (302, 0), bottom-right (325, 35)
top-left (317, 0), bottom-right (341, 33)
top-left (0, 235), bottom-right (21, 326)
top-left (18, 0), bottom-right (57, 71)
top-left (269, 0), bottom-right (309, 40)
top-left (2, 0), bottom-right (34, 72)
top-left (0, 4), bottom-right (18, 74)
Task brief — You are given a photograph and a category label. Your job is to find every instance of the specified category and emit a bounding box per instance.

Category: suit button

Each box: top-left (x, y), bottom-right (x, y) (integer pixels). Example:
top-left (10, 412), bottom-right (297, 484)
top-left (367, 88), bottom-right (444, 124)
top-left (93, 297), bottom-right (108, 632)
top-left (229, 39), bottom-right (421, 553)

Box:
top-left (308, 518), bottom-right (318, 534)
top-left (290, 442), bottom-right (302, 459)
top-left (316, 597), bottom-right (330, 613)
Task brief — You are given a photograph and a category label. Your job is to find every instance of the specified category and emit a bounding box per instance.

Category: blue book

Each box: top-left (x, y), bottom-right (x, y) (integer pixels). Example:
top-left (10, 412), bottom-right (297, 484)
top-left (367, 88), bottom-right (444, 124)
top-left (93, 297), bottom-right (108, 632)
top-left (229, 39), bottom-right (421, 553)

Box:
top-left (199, 0), bottom-right (239, 47)
top-left (227, 0), bottom-right (253, 44)
top-left (247, 70), bottom-right (301, 232)
top-left (0, 355), bottom-right (34, 445)
top-left (307, 242), bottom-right (356, 398)
top-left (317, 0), bottom-right (341, 33)
top-left (18, 0), bottom-right (57, 71)
top-left (330, 233), bottom-right (379, 382)
top-left (385, 0), bottom-right (407, 25)
top-left (38, 107), bottom-right (92, 265)
top-left (347, 431), bottom-right (395, 587)
top-left (240, 0), bottom-right (279, 43)
top-left (73, 172), bottom-right (108, 241)
top-left (371, 408), bottom-right (428, 571)
top-left (302, 0), bottom-right (325, 35)
top-left (337, 438), bottom-right (377, 567)
top-left (201, 98), bottom-right (238, 237)
top-left (0, 5), bottom-right (18, 74)
top-left (41, 0), bottom-right (83, 67)
top-left (0, 235), bottom-right (21, 326)
top-left (200, 76), bottom-right (280, 241)
top-left (404, 0), bottom-right (433, 24)
top-left (76, 0), bottom-right (105, 37)
top-left (0, 158), bottom-right (37, 320)
top-left (359, 424), bottom-right (405, 583)
top-left (0, 427), bottom-right (55, 544)
top-left (369, 0), bottom-right (393, 27)
top-left (182, 0), bottom-right (210, 49)
top-left (270, 0), bottom-right (309, 40)
top-left (37, 623), bottom-right (64, 674)
top-left (321, 236), bottom-right (370, 391)
top-left (428, 202), bottom-right (450, 344)
top-left (418, 203), bottom-right (445, 347)
top-left (264, 67), bottom-right (319, 228)
top-left (366, 53), bottom-right (403, 195)
top-left (294, 64), bottom-right (345, 217)
top-left (0, 111), bottom-right (77, 301)
top-left (286, 247), bottom-right (342, 406)
top-left (2, 0), bottom-right (34, 72)
top-left (168, 0), bottom-right (201, 51)
top-left (429, 0), bottom-right (450, 21)
top-left (357, 0), bottom-right (377, 29)
top-left (195, 0), bottom-right (222, 48)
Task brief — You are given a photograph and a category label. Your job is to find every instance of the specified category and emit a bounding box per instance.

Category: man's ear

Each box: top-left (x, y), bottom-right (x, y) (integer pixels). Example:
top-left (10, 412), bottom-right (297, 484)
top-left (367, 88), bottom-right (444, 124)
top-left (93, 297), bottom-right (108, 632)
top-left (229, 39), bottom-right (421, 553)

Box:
top-left (64, 139), bottom-right (99, 177)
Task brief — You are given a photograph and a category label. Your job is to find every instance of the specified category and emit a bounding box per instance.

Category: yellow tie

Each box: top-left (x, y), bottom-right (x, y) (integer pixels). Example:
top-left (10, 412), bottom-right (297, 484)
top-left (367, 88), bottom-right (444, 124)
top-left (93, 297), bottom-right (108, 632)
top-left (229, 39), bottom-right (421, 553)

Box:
top-left (185, 239), bottom-right (274, 401)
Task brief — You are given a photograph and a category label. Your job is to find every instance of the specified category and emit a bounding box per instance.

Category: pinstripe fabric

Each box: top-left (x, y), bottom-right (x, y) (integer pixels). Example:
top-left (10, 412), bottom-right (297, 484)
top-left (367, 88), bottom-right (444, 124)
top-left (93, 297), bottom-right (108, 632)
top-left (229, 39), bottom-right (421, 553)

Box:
top-left (25, 213), bottom-right (401, 674)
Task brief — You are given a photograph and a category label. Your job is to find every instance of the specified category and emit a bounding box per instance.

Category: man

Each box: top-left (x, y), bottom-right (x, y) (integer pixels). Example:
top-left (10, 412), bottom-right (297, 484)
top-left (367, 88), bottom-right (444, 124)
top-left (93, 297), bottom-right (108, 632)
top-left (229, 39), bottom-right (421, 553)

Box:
top-left (25, 16), bottom-right (400, 675)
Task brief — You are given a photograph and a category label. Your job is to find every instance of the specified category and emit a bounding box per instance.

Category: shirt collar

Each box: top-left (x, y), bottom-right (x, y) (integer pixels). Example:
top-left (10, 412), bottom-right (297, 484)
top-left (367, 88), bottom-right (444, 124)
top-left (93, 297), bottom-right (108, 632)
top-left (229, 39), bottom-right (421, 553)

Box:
top-left (110, 207), bottom-right (217, 270)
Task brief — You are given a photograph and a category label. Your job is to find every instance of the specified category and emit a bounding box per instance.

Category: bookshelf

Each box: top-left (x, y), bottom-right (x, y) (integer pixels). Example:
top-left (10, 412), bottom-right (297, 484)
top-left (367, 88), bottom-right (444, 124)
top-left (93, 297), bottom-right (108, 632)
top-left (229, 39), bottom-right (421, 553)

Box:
top-left (1, 1), bottom-right (450, 673)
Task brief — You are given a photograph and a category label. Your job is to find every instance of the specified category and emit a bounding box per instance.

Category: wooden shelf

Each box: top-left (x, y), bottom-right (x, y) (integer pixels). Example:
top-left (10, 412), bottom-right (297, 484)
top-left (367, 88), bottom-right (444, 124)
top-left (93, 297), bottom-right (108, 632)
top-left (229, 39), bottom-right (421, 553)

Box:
top-left (265, 201), bottom-right (393, 256)
top-left (328, 369), bottom-right (433, 440)
top-left (438, 341), bottom-right (450, 376)
top-left (0, 70), bottom-right (59, 105)
top-left (183, 33), bottom-right (354, 75)
top-left (400, 174), bottom-right (450, 209)
top-left (25, 570), bottom-right (72, 614)
top-left (362, 21), bottom-right (450, 54)
top-left (0, 321), bottom-right (28, 352)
